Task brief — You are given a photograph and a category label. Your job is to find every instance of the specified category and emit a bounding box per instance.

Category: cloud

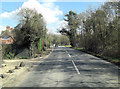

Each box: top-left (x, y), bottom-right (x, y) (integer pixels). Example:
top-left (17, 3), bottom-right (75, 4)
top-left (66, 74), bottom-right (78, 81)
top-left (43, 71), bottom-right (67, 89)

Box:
top-left (57, 20), bottom-right (68, 29)
top-left (46, 20), bottom-right (68, 34)
top-left (0, 9), bottom-right (19, 19)
top-left (0, 0), bottom-right (63, 24)
top-left (0, 0), bottom-right (63, 33)
top-left (47, 27), bottom-right (56, 33)
top-left (1, 0), bottom-right (111, 2)
top-left (21, 0), bottom-right (63, 24)
top-left (0, 25), bottom-right (6, 34)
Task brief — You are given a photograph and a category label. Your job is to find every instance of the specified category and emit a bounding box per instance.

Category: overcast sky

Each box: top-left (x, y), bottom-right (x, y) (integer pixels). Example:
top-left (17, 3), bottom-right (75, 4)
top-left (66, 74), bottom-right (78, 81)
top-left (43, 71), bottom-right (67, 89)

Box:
top-left (0, 0), bottom-right (108, 34)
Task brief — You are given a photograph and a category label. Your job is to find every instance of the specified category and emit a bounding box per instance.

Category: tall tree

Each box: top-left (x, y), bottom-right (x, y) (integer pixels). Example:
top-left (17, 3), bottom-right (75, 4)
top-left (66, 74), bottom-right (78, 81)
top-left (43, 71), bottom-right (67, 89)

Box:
top-left (14, 8), bottom-right (47, 57)
top-left (59, 11), bottom-right (80, 47)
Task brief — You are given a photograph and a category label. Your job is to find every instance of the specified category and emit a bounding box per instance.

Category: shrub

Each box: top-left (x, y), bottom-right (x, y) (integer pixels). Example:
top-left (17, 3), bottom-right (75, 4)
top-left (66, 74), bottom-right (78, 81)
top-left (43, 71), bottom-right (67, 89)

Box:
top-left (19, 56), bottom-right (29, 59)
top-left (6, 52), bottom-right (14, 59)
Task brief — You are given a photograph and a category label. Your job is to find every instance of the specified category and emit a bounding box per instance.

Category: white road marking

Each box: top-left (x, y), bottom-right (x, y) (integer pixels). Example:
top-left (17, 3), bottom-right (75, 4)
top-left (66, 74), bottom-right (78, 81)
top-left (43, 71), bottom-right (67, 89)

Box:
top-left (66, 50), bottom-right (80, 74)
top-left (68, 54), bottom-right (71, 57)
top-left (66, 51), bottom-right (68, 53)
top-left (66, 50), bottom-right (71, 57)
top-left (72, 60), bottom-right (80, 74)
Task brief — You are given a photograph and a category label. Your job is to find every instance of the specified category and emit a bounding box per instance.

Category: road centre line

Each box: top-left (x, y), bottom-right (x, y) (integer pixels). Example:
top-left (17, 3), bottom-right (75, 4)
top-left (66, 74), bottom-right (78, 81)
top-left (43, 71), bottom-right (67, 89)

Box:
top-left (66, 50), bottom-right (80, 74)
top-left (66, 50), bottom-right (71, 57)
top-left (72, 60), bottom-right (80, 74)
top-left (66, 50), bottom-right (68, 53)
top-left (68, 54), bottom-right (71, 57)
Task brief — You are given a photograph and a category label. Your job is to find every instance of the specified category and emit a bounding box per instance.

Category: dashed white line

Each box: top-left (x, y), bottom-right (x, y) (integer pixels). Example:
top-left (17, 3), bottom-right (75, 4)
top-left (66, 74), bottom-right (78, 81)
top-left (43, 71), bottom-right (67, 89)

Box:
top-left (66, 51), bottom-right (68, 53)
top-left (66, 50), bottom-right (80, 75)
top-left (68, 54), bottom-right (71, 57)
top-left (72, 60), bottom-right (80, 74)
top-left (66, 50), bottom-right (71, 57)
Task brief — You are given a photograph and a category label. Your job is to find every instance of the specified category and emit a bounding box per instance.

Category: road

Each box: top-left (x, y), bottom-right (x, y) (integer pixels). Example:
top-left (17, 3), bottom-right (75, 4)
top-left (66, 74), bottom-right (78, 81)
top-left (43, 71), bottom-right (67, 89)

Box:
top-left (15, 47), bottom-right (119, 87)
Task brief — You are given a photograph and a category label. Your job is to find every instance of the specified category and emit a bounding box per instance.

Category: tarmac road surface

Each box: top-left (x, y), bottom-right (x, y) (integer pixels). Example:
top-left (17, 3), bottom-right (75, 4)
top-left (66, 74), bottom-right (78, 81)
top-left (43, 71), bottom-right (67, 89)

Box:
top-left (15, 47), bottom-right (119, 87)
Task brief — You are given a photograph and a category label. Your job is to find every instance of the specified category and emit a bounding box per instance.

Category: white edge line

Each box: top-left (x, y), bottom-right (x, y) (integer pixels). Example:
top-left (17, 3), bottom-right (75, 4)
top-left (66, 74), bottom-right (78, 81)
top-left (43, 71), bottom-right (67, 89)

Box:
top-left (72, 60), bottom-right (80, 74)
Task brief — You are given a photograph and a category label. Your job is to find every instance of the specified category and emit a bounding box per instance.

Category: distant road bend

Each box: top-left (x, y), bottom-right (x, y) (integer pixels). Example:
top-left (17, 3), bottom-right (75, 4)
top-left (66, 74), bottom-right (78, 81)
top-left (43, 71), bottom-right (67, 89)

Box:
top-left (16, 47), bottom-right (119, 87)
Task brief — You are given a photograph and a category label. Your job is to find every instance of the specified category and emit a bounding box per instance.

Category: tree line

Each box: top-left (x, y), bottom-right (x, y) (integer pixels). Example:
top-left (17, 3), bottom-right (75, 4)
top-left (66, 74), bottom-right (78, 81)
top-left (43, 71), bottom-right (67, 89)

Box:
top-left (2, 8), bottom-right (70, 59)
top-left (59, 1), bottom-right (120, 58)
top-left (48, 33), bottom-right (70, 46)
top-left (2, 8), bottom-right (49, 59)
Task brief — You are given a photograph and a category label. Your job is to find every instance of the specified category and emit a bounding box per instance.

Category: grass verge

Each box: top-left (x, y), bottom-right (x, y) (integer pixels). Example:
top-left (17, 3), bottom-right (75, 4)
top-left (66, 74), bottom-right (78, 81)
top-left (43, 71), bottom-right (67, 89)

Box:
top-left (65, 45), bottom-right (72, 47)
top-left (75, 47), bottom-right (120, 67)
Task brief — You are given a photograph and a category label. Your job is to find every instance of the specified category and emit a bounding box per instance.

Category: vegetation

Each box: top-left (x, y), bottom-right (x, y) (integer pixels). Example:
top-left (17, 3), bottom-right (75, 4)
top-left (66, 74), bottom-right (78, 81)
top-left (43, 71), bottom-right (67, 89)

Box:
top-left (1, 1), bottom-right (120, 64)
top-left (59, 1), bottom-right (120, 62)
top-left (2, 8), bottom-right (49, 59)
top-left (1, 8), bottom-right (70, 59)
top-left (6, 52), bottom-right (14, 59)
top-left (59, 11), bottom-right (80, 47)
top-left (47, 33), bottom-right (70, 46)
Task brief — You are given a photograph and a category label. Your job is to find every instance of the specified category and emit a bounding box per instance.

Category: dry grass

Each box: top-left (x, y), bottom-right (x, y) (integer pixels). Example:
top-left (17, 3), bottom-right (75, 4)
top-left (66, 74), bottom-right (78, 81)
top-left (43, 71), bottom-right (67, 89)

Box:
top-left (1, 48), bottom-right (52, 87)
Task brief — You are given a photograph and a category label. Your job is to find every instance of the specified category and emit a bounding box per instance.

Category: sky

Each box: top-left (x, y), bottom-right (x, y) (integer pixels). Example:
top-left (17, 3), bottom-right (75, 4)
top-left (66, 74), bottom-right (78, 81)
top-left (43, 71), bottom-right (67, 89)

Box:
top-left (0, 0), bottom-right (107, 34)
